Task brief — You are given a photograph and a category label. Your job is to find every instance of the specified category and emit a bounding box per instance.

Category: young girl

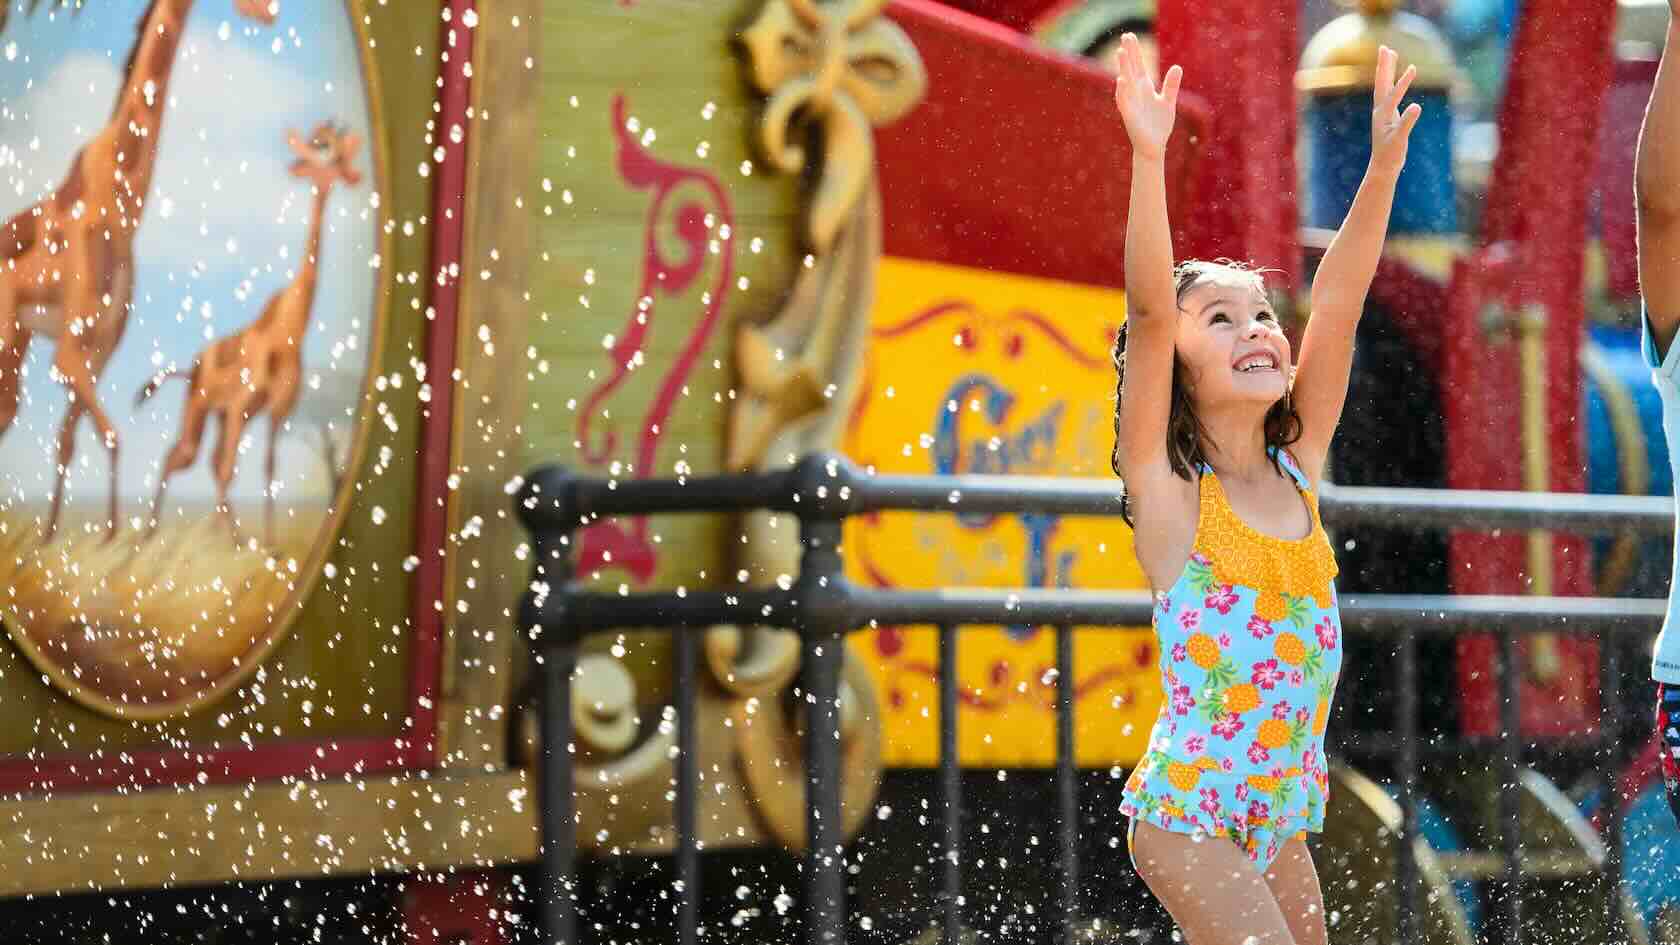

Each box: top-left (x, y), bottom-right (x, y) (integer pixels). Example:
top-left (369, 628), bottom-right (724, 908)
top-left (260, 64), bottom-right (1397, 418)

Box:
top-left (1110, 35), bottom-right (1421, 945)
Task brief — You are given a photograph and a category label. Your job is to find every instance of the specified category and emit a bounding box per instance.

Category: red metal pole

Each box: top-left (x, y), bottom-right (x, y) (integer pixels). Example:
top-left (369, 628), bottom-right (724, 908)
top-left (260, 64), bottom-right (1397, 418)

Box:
top-left (1449, 0), bottom-right (1618, 737)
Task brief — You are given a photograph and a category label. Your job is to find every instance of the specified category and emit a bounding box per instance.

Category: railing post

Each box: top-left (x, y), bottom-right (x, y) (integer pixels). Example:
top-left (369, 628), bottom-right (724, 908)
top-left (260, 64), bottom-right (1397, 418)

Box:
top-left (506, 457), bottom-right (1676, 945)
top-left (1054, 623), bottom-right (1078, 945)
top-left (1599, 630), bottom-right (1624, 939)
top-left (517, 467), bottom-right (581, 945)
top-left (1395, 624), bottom-right (1420, 945)
top-left (675, 625), bottom-right (701, 945)
top-left (1497, 630), bottom-right (1524, 943)
top-left (937, 624), bottom-right (963, 944)
top-left (792, 454), bottom-right (856, 945)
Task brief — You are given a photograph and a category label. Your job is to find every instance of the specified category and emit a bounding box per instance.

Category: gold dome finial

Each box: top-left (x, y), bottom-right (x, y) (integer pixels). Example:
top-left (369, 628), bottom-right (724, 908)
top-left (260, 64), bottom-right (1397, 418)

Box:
top-left (1300, 0), bottom-right (1457, 93)
top-left (1342, 0), bottom-right (1403, 15)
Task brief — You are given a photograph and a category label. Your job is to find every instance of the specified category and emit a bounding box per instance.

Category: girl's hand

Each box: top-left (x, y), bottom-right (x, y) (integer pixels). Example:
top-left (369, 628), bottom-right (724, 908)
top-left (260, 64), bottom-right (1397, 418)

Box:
top-left (1371, 45), bottom-right (1424, 173)
top-left (1112, 32), bottom-right (1183, 163)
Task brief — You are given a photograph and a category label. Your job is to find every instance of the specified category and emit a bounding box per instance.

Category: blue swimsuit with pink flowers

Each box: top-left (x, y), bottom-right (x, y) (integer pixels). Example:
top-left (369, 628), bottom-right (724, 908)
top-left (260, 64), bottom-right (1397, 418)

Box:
top-left (1120, 448), bottom-right (1343, 871)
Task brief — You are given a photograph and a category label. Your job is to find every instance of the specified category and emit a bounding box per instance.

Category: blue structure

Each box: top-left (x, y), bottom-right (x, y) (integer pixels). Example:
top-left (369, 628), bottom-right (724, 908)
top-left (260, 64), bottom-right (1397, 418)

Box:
top-left (1583, 323), bottom-right (1676, 597)
top-left (1298, 2), bottom-right (1459, 235)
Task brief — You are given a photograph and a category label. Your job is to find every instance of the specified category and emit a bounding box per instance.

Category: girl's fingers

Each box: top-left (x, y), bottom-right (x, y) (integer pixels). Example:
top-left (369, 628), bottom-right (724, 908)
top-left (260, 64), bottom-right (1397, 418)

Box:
top-left (1375, 46), bottom-right (1395, 99)
top-left (1114, 41), bottom-right (1135, 86)
top-left (1122, 33), bottom-right (1157, 93)
top-left (1397, 101), bottom-right (1423, 138)
top-left (1389, 64), bottom-right (1418, 113)
top-left (1161, 64), bottom-right (1183, 108)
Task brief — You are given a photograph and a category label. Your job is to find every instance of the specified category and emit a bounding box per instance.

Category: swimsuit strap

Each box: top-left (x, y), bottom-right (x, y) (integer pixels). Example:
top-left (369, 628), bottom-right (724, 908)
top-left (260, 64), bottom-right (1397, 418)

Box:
top-left (1269, 446), bottom-right (1313, 495)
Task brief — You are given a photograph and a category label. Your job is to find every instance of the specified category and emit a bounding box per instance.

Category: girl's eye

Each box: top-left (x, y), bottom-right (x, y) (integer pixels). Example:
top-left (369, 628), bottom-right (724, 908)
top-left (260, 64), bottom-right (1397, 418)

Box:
top-left (1210, 312), bottom-right (1229, 324)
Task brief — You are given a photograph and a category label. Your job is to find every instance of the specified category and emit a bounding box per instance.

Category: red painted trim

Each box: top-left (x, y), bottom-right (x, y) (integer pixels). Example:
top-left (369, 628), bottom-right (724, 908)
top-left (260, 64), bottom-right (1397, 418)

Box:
top-left (402, 0), bottom-right (479, 769)
top-left (1005, 309), bottom-right (1108, 370)
top-left (0, 0), bottom-right (477, 795)
top-left (874, 300), bottom-right (975, 338)
top-left (0, 736), bottom-right (411, 797)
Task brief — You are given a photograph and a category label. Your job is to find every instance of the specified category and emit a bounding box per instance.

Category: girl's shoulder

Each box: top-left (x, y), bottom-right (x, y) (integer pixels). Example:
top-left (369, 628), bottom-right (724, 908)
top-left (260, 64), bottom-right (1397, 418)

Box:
top-left (1127, 473), bottom-right (1201, 593)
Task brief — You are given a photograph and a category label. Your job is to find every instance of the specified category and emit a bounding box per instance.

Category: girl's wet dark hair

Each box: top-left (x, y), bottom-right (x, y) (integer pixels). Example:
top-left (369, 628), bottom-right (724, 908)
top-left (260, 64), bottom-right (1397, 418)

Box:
top-left (1109, 259), bottom-right (1303, 526)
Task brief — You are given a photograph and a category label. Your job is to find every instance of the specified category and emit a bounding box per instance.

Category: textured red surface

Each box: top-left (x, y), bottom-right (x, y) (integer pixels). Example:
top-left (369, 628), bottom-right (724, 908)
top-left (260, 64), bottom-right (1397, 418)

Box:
top-left (1156, 0), bottom-right (1300, 285)
top-left (879, 0), bottom-right (1211, 288)
top-left (931, 0), bottom-right (1071, 32)
top-left (1599, 59), bottom-right (1661, 301)
top-left (1449, 0), bottom-right (1618, 737)
top-left (404, 871), bottom-right (511, 945)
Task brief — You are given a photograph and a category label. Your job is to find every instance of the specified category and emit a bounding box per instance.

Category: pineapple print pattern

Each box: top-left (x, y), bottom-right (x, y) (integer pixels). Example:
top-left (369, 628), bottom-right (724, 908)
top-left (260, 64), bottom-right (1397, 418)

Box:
top-left (1120, 448), bottom-right (1342, 871)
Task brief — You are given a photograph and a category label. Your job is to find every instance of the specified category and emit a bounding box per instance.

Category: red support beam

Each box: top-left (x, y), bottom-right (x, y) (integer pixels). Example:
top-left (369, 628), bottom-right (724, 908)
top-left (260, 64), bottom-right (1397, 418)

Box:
top-left (1448, 0), bottom-right (1618, 737)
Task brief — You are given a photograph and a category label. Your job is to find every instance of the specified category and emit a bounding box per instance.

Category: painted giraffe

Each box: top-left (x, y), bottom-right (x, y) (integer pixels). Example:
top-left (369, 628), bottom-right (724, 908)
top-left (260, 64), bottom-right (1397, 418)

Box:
top-left (136, 121), bottom-right (362, 547)
top-left (0, 0), bottom-right (278, 543)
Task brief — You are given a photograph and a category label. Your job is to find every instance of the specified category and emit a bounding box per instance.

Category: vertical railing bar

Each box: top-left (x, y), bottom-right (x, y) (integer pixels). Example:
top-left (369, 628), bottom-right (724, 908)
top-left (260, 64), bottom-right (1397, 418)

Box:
top-left (1599, 629), bottom-right (1624, 938)
top-left (675, 624), bottom-right (701, 945)
top-left (533, 529), bottom-right (580, 945)
top-left (1497, 629), bottom-right (1524, 944)
top-left (799, 518), bottom-right (848, 945)
top-left (938, 623), bottom-right (962, 944)
top-left (517, 459), bottom-right (1677, 945)
top-left (1055, 622), bottom-right (1077, 945)
top-left (1396, 623), bottom-right (1420, 945)
top-left (541, 641), bottom-right (579, 945)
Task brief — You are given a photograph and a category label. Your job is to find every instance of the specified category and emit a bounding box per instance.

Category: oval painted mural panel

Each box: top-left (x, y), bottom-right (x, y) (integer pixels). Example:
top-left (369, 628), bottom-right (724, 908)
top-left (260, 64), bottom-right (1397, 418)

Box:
top-left (0, 0), bottom-right (386, 718)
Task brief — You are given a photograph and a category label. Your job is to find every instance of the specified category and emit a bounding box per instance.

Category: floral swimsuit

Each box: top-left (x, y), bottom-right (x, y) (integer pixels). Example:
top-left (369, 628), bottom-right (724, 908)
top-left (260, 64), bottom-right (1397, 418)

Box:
top-left (1121, 448), bottom-right (1342, 871)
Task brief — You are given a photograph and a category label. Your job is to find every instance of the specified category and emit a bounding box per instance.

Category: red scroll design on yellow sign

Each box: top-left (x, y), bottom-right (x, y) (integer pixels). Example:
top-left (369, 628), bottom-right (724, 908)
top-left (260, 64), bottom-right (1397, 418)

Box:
top-left (843, 257), bottom-right (1161, 768)
top-left (574, 95), bottom-right (735, 582)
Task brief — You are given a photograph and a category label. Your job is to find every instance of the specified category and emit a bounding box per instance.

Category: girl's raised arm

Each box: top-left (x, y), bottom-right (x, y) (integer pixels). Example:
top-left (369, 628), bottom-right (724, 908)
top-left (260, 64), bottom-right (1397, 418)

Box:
top-left (1113, 34), bottom-right (1184, 484)
top-left (1291, 45), bottom-right (1421, 483)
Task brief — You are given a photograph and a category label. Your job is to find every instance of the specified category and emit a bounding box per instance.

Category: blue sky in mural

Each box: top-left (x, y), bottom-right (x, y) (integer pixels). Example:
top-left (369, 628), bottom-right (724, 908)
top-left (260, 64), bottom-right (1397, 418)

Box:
top-left (0, 0), bottom-right (377, 509)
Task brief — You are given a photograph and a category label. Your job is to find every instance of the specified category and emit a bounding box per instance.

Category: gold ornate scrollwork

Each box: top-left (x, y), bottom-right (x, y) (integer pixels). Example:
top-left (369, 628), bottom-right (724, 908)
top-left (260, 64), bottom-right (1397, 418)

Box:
top-left (741, 0), bottom-right (925, 254)
top-left (708, 0), bottom-right (924, 849)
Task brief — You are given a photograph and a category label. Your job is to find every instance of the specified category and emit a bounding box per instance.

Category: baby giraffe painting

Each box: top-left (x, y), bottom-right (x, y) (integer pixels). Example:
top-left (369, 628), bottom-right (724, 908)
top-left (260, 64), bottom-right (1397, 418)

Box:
top-left (136, 121), bottom-right (362, 547)
top-left (0, 0), bottom-right (278, 543)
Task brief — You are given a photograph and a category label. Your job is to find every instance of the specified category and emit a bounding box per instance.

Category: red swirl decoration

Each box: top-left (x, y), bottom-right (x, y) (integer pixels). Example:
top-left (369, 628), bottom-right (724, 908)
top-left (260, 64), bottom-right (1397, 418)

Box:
top-left (575, 95), bottom-right (735, 582)
top-left (872, 298), bottom-right (1110, 370)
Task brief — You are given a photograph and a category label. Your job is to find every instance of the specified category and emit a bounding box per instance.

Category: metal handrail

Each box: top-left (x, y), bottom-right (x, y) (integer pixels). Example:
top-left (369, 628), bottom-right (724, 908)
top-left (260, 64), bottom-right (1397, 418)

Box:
top-left (516, 450), bottom-right (1664, 945)
top-left (518, 451), bottom-right (1676, 533)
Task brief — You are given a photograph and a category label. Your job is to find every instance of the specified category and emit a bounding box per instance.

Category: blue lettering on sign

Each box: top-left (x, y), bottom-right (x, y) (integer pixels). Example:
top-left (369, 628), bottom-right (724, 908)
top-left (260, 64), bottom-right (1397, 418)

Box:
top-left (930, 374), bottom-right (1075, 639)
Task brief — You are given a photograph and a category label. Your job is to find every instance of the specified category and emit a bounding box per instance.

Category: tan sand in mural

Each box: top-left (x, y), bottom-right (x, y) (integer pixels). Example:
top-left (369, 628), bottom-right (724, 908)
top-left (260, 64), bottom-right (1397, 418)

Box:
top-left (0, 501), bottom-right (328, 716)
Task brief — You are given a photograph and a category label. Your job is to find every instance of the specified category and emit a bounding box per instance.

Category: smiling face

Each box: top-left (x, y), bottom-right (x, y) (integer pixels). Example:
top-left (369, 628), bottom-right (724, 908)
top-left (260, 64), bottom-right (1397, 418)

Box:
top-left (1172, 267), bottom-right (1291, 412)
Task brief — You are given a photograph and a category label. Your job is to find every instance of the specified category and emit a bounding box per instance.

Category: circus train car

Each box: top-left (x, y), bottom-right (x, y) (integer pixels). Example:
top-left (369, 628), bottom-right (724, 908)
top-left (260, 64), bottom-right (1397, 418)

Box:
top-left (0, 1), bottom-right (1673, 945)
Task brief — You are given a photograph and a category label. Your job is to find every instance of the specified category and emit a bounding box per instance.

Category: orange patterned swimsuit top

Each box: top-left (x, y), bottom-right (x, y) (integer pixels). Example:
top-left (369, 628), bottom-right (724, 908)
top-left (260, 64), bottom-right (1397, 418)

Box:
top-left (1192, 456), bottom-right (1339, 622)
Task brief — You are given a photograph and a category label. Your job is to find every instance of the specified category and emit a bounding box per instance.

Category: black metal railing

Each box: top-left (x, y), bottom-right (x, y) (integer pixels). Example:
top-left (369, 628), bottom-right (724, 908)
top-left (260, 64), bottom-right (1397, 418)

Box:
top-left (515, 451), bottom-right (1670, 945)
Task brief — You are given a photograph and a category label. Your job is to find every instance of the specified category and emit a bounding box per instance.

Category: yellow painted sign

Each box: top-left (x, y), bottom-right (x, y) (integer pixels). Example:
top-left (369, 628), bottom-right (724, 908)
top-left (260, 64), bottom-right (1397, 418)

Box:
top-left (843, 257), bottom-right (1160, 768)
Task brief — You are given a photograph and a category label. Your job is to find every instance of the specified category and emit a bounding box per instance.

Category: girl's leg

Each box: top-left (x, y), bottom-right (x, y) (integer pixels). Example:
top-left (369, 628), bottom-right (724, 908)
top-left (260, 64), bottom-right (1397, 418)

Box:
top-left (1262, 835), bottom-right (1328, 945)
top-left (1129, 820), bottom-right (1297, 945)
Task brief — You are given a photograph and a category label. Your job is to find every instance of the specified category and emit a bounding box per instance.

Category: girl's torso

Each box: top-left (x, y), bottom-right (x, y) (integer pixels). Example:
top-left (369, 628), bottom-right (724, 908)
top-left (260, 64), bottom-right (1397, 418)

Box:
top-left (1134, 448), bottom-right (1343, 801)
